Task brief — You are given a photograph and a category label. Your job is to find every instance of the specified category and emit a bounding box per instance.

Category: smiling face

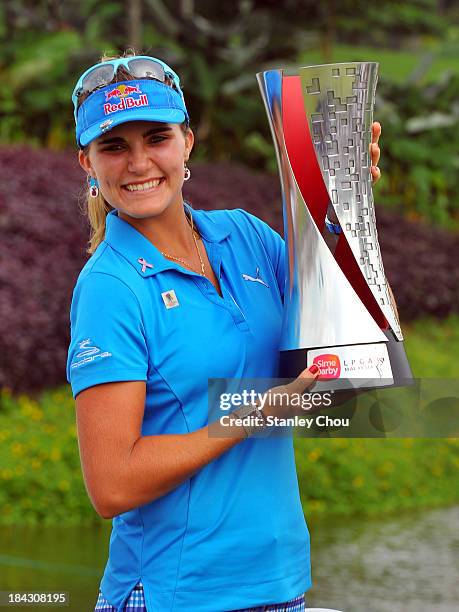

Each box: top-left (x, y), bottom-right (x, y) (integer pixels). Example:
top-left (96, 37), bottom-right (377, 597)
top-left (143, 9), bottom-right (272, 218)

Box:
top-left (79, 120), bottom-right (194, 220)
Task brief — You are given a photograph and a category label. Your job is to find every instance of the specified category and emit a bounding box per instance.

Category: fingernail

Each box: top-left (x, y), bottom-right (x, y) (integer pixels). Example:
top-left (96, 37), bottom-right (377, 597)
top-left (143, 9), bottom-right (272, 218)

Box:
top-left (309, 364), bottom-right (320, 375)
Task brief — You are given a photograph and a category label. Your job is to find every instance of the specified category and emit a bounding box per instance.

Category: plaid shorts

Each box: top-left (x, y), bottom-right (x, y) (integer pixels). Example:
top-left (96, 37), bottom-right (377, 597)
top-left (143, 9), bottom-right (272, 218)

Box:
top-left (94, 581), bottom-right (306, 611)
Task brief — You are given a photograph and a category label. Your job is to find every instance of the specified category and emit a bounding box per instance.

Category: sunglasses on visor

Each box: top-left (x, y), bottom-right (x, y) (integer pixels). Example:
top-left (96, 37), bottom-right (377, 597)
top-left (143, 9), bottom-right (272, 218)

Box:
top-left (72, 56), bottom-right (183, 117)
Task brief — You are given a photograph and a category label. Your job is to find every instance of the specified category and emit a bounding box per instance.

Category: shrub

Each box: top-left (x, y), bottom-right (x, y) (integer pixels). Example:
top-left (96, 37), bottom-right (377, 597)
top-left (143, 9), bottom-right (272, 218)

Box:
top-left (0, 386), bottom-right (98, 526)
top-left (376, 209), bottom-right (459, 320)
top-left (0, 147), bottom-right (88, 393)
top-left (376, 74), bottom-right (459, 225)
top-left (0, 147), bottom-right (458, 392)
top-left (295, 437), bottom-right (459, 518)
top-left (1, 384), bottom-right (458, 526)
top-left (186, 162), bottom-right (459, 320)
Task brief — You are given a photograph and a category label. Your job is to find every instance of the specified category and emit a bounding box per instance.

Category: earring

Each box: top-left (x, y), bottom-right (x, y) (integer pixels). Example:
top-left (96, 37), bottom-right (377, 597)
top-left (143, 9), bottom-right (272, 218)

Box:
top-left (88, 176), bottom-right (99, 198)
top-left (183, 164), bottom-right (191, 181)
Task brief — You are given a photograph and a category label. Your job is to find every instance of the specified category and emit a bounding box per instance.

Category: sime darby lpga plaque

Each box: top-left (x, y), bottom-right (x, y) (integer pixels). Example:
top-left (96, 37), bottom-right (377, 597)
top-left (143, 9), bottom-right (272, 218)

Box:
top-left (257, 63), bottom-right (413, 390)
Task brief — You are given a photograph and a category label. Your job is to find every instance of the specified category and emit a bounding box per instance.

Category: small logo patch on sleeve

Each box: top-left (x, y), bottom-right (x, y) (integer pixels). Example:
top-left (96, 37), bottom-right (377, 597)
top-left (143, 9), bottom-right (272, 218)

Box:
top-left (71, 339), bottom-right (112, 369)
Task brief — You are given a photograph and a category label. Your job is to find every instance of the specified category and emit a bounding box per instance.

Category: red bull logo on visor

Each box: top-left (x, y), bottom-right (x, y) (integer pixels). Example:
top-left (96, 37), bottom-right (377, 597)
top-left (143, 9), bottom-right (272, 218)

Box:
top-left (104, 84), bottom-right (148, 115)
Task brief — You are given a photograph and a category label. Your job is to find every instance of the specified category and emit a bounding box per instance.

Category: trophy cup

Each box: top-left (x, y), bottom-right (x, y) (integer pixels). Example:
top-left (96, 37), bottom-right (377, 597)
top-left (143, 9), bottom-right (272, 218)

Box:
top-left (257, 63), bottom-right (413, 390)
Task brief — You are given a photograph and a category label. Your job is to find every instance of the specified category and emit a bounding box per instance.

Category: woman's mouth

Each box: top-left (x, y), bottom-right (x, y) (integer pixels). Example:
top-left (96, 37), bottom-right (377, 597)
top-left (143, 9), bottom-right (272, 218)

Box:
top-left (123, 178), bottom-right (164, 193)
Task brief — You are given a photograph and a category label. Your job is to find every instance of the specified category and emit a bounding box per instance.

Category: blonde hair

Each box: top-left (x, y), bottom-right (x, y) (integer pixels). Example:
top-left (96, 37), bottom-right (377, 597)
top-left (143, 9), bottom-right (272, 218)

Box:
top-left (85, 193), bottom-right (114, 254)
top-left (79, 50), bottom-right (188, 254)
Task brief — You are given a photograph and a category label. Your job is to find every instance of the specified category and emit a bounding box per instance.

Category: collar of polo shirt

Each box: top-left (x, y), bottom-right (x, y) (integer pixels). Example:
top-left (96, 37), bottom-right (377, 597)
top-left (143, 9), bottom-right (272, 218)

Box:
top-left (104, 205), bottom-right (231, 278)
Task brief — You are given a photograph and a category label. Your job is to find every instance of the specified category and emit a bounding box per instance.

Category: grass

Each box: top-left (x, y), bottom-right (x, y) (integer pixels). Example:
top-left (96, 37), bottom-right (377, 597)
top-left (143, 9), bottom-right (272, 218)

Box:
top-left (403, 315), bottom-right (459, 377)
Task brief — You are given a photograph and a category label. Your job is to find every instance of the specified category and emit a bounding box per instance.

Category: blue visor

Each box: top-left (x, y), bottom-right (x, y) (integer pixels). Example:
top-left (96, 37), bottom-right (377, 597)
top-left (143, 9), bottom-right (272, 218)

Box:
top-left (75, 79), bottom-right (189, 147)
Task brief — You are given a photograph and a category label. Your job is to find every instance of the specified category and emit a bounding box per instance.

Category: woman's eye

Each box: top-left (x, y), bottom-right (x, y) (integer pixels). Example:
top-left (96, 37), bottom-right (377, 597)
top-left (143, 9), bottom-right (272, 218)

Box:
top-left (99, 136), bottom-right (167, 151)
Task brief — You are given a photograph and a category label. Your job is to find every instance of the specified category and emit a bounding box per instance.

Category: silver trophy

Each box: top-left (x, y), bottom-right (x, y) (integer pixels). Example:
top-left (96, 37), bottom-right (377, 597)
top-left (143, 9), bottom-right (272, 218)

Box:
top-left (257, 63), bottom-right (412, 390)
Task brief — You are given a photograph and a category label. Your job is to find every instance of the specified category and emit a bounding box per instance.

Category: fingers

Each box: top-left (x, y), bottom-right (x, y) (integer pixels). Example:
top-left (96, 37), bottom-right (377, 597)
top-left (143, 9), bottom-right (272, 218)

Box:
top-left (371, 121), bottom-right (381, 144)
top-left (371, 165), bottom-right (381, 184)
top-left (370, 122), bottom-right (381, 184)
top-left (285, 365), bottom-right (320, 395)
top-left (370, 142), bottom-right (380, 167)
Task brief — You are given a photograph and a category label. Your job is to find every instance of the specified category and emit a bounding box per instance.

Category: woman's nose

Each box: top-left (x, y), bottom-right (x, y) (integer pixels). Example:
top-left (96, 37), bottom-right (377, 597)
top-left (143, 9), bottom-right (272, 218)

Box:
top-left (127, 146), bottom-right (153, 174)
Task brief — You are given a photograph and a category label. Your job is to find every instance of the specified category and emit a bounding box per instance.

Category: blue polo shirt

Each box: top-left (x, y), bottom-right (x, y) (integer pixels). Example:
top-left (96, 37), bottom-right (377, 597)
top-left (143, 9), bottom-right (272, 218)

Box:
top-left (66, 206), bottom-right (311, 612)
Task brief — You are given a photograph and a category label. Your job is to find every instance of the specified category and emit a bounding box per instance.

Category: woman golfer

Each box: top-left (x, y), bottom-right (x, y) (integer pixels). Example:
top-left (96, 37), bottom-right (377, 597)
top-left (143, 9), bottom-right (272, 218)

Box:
top-left (67, 53), bottom-right (381, 612)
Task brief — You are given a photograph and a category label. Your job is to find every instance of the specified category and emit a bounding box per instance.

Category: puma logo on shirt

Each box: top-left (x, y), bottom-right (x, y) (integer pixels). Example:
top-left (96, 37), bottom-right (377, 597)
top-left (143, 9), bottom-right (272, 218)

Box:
top-left (241, 267), bottom-right (269, 288)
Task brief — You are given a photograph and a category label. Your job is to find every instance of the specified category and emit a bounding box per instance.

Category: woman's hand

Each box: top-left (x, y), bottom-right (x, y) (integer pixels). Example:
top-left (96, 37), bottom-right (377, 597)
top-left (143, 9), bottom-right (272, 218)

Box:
top-left (371, 121), bottom-right (382, 184)
top-left (258, 365), bottom-right (320, 421)
top-left (228, 365), bottom-right (321, 437)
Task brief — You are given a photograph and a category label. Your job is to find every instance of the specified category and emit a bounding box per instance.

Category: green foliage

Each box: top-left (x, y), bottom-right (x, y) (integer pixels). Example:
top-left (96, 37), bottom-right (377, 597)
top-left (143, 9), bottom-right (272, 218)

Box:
top-left (296, 315), bottom-right (459, 518)
top-left (339, 0), bottom-right (447, 41)
top-left (1, 384), bottom-right (457, 526)
top-left (0, 387), bottom-right (99, 526)
top-left (295, 437), bottom-right (459, 518)
top-left (0, 2), bottom-right (458, 223)
top-left (299, 42), bottom-right (459, 84)
top-left (0, 316), bottom-right (458, 525)
top-left (375, 75), bottom-right (459, 226)
top-left (404, 315), bottom-right (459, 377)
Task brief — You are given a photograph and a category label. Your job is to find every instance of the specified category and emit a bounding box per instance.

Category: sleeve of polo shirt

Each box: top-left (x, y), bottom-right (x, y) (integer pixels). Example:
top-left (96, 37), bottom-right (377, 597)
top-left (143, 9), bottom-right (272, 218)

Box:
top-left (232, 209), bottom-right (286, 301)
top-left (66, 272), bottom-right (148, 398)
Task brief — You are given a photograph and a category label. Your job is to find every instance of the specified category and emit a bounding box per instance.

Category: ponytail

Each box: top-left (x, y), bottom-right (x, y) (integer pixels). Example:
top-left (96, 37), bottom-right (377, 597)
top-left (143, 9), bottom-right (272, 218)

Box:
top-left (85, 191), bottom-right (113, 254)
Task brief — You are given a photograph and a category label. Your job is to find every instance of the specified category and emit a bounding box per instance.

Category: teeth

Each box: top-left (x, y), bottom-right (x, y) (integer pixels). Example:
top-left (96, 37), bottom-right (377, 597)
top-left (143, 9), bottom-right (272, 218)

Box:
top-left (125, 179), bottom-right (161, 191)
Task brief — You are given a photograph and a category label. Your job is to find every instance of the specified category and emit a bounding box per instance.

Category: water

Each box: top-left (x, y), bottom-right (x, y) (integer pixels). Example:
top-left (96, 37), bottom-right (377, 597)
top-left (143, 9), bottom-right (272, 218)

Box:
top-left (0, 506), bottom-right (457, 611)
top-left (306, 505), bottom-right (459, 611)
top-left (0, 523), bottom-right (107, 610)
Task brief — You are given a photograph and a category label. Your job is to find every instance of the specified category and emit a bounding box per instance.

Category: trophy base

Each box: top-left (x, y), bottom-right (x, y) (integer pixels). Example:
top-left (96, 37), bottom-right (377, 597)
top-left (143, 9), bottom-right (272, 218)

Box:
top-left (279, 330), bottom-right (413, 392)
